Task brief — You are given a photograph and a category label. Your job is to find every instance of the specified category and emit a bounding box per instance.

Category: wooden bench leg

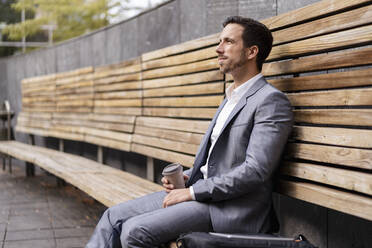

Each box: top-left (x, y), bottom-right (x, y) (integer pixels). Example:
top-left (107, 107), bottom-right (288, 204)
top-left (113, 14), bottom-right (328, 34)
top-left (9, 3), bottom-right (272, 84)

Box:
top-left (2, 157), bottom-right (5, 171)
top-left (26, 162), bottom-right (35, 177)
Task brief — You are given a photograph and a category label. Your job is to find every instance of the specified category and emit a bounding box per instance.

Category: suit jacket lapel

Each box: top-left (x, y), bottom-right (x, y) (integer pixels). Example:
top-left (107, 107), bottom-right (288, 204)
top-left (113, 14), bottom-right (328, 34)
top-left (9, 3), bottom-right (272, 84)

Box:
top-left (218, 77), bottom-right (267, 135)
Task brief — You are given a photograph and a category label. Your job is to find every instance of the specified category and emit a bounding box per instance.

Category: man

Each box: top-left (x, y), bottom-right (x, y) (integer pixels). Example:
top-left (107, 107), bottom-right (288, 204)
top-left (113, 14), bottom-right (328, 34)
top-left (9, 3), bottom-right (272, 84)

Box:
top-left (86, 16), bottom-right (293, 248)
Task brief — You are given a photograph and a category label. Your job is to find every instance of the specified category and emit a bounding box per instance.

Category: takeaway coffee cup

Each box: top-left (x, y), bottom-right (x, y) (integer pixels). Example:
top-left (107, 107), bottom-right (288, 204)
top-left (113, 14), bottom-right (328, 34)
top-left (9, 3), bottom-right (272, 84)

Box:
top-left (162, 163), bottom-right (185, 189)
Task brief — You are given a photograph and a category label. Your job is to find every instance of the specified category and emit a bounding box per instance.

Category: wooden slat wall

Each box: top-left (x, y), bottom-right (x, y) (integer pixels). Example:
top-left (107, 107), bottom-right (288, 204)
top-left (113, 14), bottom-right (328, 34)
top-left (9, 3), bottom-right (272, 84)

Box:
top-left (132, 36), bottom-right (224, 167)
top-left (15, 0), bottom-right (372, 220)
top-left (16, 74), bottom-right (56, 136)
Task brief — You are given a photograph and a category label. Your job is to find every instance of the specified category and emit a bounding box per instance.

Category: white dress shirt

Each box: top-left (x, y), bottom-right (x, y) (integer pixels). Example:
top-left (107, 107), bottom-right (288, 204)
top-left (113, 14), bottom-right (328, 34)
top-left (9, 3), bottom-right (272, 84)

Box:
top-left (189, 73), bottom-right (263, 199)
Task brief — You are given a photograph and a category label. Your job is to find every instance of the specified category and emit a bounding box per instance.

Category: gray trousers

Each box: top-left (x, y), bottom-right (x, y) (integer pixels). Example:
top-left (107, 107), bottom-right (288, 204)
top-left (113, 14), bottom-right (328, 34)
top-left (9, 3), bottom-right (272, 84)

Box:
top-left (86, 191), bottom-right (213, 248)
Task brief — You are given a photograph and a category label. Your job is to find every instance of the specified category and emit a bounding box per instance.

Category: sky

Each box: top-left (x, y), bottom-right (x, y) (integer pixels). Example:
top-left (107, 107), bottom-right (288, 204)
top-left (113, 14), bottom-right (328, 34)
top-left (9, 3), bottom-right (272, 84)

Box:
top-left (108, 0), bottom-right (168, 24)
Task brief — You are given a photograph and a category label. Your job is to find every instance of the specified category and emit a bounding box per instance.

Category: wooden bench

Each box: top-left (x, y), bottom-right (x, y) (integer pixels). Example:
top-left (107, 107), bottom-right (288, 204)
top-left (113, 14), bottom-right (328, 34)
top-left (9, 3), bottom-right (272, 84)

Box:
top-left (0, 0), bottom-right (370, 234)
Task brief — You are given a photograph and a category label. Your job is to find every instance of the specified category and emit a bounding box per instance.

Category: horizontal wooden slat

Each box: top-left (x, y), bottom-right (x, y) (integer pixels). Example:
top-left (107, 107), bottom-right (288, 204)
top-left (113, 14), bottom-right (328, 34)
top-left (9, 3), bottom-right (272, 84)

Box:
top-left (143, 107), bottom-right (217, 119)
top-left (264, 46), bottom-right (372, 76)
top-left (142, 58), bottom-right (218, 80)
top-left (142, 46), bottom-right (216, 70)
top-left (272, 4), bottom-right (372, 45)
top-left (93, 107), bottom-right (142, 116)
top-left (89, 114), bottom-right (136, 124)
top-left (288, 88), bottom-right (372, 106)
top-left (56, 99), bottom-right (93, 107)
top-left (82, 127), bottom-right (132, 143)
top-left (136, 117), bottom-right (209, 134)
top-left (292, 126), bottom-right (372, 148)
top-left (294, 109), bottom-right (372, 126)
top-left (269, 25), bottom-right (372, 60)
top-left (270, 68), bottom-right (372, 92)
top-left (142, 70), bottom-right (223, 89)
top-left (94, 99), bottom-right (142, 107)
top-left (142, 33), bottom-right (219, 61)
top-left (263, 0), bottom-right (371, 30)
top-left (95, 90), bottom-right (142, 99)
top-left (56, 80), bottom-right (93, 89)
top-left (281, 161), bottom-right (372, 195)
top-left (143, 82), bottom-right (224, 97)
top-left (56, 107), bottom-right (91, 113)
top-left (94, 81), bottom-right (142, 92)
top-left (143, 95), bottom-right (224, 107)
top-left (84, 135), bottom-right (131, 151)
top-left (93, 65), bottom-right (141, 79)
top-left (15, 126), bottom-right (48, 137)
top-left (54, 66), bottom-right (93, 79)
top-left (131, 143), bottom-right (194, 168)
top-left (53, 119), bottom-right (134, 133)
top-left (56, 94), bottom-right (93, 101)
top-left (94, 75), bottom-right (141, 85)
top-left (18, 111), bottom-right (52, 120)
top-left (285, 143), bottom-right (372, 170)
top-left (277, 180), bottom-right (372, 221)
top-left (133, 134), bottom-right (199, 155)
top-left (134, 125), bottom-right (203, 145)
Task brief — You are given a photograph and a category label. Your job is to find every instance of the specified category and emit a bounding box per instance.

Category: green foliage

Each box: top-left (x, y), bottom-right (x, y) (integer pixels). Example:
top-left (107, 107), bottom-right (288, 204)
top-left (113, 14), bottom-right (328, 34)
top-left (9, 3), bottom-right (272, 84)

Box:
top-left (2, 0), bottom-right (118, 42)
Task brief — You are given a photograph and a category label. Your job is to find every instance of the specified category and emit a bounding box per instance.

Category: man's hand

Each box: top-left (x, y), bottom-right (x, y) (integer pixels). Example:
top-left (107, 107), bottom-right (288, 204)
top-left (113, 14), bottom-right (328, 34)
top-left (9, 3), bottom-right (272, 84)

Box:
top-left (161, 174), bottom-right (189, 193)
top-left (162, 188), bottom-right (192, 208)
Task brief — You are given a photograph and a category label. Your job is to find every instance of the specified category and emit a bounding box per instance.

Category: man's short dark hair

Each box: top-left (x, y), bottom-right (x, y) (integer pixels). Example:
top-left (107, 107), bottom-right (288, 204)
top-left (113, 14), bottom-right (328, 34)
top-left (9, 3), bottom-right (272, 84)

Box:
top-left (223, 16), bottom-right (273, 71)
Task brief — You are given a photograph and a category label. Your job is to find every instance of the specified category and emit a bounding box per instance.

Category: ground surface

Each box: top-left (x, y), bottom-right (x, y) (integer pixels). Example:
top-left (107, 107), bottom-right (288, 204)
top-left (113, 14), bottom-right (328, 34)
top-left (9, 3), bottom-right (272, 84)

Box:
top-left (0, 162), bottom-right (106, 248)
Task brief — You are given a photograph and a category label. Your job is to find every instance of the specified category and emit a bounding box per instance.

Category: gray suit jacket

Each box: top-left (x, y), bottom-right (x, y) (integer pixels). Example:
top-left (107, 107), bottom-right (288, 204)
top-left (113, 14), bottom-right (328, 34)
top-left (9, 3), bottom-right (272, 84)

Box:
top-left (185, 77), bottom-right (293, 234)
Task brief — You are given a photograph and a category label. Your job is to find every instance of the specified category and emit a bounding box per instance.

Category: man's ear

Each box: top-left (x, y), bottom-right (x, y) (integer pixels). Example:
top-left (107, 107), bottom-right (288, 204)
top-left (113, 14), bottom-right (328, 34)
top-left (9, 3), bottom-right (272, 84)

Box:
top-left (246, 45), bottom-right (259, 60)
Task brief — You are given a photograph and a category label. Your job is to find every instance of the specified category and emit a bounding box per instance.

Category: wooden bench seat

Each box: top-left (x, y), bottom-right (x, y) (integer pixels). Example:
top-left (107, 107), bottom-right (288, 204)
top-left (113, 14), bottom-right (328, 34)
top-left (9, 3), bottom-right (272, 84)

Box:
top-left (0, 141), bottom-right (162, 207)
top-left (3, 0), bottom-right (371, 225)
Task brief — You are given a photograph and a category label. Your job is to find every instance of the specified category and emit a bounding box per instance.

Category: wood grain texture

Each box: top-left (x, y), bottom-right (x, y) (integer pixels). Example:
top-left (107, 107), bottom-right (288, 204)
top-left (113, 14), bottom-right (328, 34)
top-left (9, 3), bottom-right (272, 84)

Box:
top-left (270, 68), bottom-right (372, 92)
top-left (294, 109), bottom-right (372, 126)
top-left (142, 70), bottom-right (223, 89)
top-left (143, 107), bottom-right (217, 119)
top-left (0, 141), bottom-right (161, 207)
top-left (134, 125), bottom-right (203, 145)
top-left (287, 88), bottom-right (372, 106)
top-left (272, 5), bottom-right (372, 45)
top-left (143, 95), bottom-right (224, 107)
top-left (263, 0), bottom-right (371, 30)
top-left (278, 180), bottom-right (372, 221)
top-left (142, 58), bottom-right (219, 80)
top-left (269, 25), bottom-right (372, 60)
top-left (133, 134), bottom-right (199, 155)
top-left (142, 46), bottom-right (216, 70)
top-left (285, 143), bottom-right (372, 170)
top-left (292, 126), bottom-right (372, 148)
top-left (142, 33), bottom-right (219, 61)
top-left (136, 117), bottom-right (209, 134)
top-left (143, 82), bottom-right (224, 97)
top-left (281, 161), bottom-right (372, 195)
top-left (131, 143), bottom-right (194, 168)
top-left (264, 46), bottom-right (372, 76)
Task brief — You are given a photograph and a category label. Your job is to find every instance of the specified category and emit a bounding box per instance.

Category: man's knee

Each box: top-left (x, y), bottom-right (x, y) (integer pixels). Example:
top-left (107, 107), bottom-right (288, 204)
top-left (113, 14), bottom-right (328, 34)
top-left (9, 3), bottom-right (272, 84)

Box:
top-left (121, 219), bottom-right (157, 248)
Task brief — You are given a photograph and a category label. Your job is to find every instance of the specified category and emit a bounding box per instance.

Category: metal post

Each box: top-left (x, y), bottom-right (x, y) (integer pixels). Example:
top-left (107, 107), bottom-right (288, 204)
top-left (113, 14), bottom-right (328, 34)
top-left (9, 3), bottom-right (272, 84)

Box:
top-left (59, 139), bottom-right (64, 152)
top-left (97, 146), bottom-right (103, 164)
top-left (21, 9), bottom-right (25, 53)
top-left (146, 157), bottom-right (154, 182)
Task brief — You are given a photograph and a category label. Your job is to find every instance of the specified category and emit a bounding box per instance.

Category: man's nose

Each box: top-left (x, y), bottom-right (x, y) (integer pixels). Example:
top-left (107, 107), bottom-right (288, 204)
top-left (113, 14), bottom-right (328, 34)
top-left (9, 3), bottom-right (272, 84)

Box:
top-left (216, 43), bottom-right (223, 54)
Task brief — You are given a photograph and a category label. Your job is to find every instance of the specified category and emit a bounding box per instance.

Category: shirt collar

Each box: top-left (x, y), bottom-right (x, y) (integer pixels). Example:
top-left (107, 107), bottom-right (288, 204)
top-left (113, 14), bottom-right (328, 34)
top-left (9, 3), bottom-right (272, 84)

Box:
top-left (226, 73), bottom-right (263, 100)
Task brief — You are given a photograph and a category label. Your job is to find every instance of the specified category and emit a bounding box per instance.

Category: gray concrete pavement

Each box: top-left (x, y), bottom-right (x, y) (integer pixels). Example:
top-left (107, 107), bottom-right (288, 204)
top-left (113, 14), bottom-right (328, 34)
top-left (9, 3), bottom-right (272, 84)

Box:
top-left (0, 163), bottom-right (105, 248)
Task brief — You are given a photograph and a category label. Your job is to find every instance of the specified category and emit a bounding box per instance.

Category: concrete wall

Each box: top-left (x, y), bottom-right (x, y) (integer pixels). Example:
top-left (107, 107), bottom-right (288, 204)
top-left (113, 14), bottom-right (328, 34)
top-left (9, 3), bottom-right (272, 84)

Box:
top-left (1, 0), bottom-right (371, 247)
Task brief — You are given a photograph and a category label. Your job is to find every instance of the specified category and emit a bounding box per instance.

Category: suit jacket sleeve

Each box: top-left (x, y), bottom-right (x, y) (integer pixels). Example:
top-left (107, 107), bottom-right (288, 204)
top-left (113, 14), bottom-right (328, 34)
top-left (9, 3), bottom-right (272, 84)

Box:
top-left (191, 91), bottom-right (293, 202)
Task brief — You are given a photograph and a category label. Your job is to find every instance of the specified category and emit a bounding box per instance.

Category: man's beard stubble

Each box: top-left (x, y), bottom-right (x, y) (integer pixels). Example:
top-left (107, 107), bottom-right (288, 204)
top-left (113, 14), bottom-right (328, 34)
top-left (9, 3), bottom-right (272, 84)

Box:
top-left (220, 50), bottom-right (248, 74)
